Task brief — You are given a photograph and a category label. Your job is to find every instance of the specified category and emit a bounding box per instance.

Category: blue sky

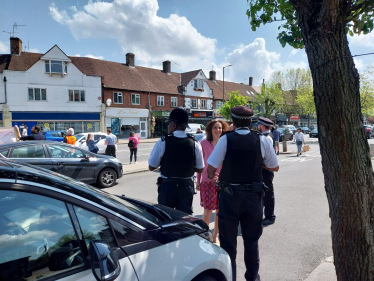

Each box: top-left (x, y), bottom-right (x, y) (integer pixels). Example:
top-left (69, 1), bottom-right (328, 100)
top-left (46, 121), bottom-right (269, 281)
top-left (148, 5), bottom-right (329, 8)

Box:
top-left (1, 0), bottom-right (374, 86)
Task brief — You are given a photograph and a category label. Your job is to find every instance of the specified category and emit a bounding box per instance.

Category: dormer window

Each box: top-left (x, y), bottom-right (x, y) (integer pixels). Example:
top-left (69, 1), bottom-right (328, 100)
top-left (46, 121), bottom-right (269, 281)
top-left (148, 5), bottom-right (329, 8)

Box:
top-left (45, 60), bottom-right (67, 74)
top-left (194, 79), bottom-right (204, 89)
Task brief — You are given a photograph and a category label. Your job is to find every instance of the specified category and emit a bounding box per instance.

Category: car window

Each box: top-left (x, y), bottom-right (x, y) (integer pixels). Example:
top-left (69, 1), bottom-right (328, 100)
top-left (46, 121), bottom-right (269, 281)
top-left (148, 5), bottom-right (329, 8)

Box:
top-left (49, 133), bottom-right (62, 138)
top-left (73, 206), bottom-right (116, 248)
top-left (110, 219), bottom-right (144, 247)
top-left (0, 149), bottom-right (9, 157)
top-left (94, 135), bottom-right (105, 141)
top-left (49, 145), bottom-right (85, 158)
top-left (0, 190), bottom-right (85, 280)
top-left (200, 125), bottom-right (206, 130)
top-left (11, 144), bottom-right (46, 158)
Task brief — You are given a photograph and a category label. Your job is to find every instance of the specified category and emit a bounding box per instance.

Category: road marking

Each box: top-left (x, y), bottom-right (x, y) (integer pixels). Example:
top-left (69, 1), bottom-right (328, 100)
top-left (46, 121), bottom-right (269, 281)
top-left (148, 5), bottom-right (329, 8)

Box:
top-left (281, 152), bottom-right (320, 162)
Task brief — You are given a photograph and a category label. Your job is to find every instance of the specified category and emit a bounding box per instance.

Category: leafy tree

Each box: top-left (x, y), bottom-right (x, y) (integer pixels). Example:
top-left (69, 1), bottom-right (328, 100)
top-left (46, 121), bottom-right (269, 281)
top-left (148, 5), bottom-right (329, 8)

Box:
top-left (360, 65), bottom-right (374, 117)
top-left (252, 83), bottom-right (284, 118)
top-left (218, 91), bottom-right (249, 120)
top-left (247, 0), bottom-right (374, 279)
top-left (295, 69), bottom-right (315, 126)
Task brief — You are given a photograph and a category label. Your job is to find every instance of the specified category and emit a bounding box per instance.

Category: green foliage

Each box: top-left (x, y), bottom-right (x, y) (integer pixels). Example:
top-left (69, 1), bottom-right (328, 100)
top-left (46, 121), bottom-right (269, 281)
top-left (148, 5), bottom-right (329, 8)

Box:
top-left (247, 0), bottom-right (374, 49)
top-left (295, 69), bottom-right (315, 116)
top-left (360, 65), bottom-right (374, 117)
top-left (218, 91), bottom-right (249, 120)
top-left (252, 83), bottom-right (284, 118)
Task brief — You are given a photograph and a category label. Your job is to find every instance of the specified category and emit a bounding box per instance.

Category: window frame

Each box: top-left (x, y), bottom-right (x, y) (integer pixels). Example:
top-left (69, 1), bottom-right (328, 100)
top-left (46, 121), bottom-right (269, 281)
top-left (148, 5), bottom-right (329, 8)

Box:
top-left (28, 88), bottom-right (47, 101)
top-left (113, 92), bottom-right (123, 104)
top-left (45, 60), bottom-right (68, 74)
top-left (131, 93), bottom-right (140, 105)
top-left (192, 99), bottom-right (197, 108)
top-left (193, 79), bottom-right (204, 89)
top-left (9, 144), bottom-right (47, 158)
top-left (201, 99), bottom-right (206, 109)
top-left (69, 90), bottom-right (86, 102)
top-left (171, 97), bottom-right (178, 107)
top-left (157, 96), bottom-right (165, 107)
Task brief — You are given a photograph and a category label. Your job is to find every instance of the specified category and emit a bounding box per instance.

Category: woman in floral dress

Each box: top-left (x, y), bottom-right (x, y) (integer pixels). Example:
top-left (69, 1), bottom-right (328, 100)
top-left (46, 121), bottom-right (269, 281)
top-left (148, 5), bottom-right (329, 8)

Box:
top-left (197, 119), bottom-right (229, 243)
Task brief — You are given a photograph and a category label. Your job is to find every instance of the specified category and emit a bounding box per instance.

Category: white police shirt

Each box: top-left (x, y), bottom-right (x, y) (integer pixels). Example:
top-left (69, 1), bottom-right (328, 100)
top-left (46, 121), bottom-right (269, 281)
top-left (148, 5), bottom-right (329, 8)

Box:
top-left (207, 128), bottom-right (279, 170)
top-left (148, 130), bottom-right (204, 178)
top-left (262, 130), bottom-right (273, 144)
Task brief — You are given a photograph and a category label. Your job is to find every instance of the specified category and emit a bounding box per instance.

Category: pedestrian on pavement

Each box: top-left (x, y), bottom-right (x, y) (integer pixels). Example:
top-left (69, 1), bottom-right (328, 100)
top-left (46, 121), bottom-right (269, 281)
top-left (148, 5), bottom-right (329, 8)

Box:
top-left (197, 119), bottom-right (229, 243)
top-left (148, 108), bottom-right (204, 215)
top-left (293, 127), bottom-right (305, 157)
top-left (128, 131), bottom-right (139, 164)
top-left (63, 128), bottom-right (76, 145)
top-left (104, 128), bottom-right (118, 157)
top-left (272, 125), bottom-right (280, 155)
top-left (14, 125), bottom-right (46, 141)
top-left (258, 117), bottom-right (277, 226)
top-left (207, 106), bottom-right (279, 281)
top-left (86, 133), bottom-right (100, 154)
top-left (22, 125), bottom-right (28, 137)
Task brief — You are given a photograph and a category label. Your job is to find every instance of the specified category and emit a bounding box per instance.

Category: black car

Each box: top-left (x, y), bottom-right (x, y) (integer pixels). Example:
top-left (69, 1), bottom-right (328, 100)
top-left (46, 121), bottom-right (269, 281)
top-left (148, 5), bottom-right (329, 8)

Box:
top-left (301, 127), bottom-right (310, 134)
top-left (278, 127), bottom-right (293, 141)
top-left (309, 128), bottom-right (318, 138)
top-left (0, 141), bottom-right (122, 188)
top-left (364, 125), bottom-right (374, 139)
top-left (0, 159), bottom-right (229, 281)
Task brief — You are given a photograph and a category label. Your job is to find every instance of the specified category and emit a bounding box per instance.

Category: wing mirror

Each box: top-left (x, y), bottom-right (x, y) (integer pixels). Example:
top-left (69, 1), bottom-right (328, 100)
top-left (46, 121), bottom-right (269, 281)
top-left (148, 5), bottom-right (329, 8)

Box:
top-left (90, 240), bottom-right (121, 281)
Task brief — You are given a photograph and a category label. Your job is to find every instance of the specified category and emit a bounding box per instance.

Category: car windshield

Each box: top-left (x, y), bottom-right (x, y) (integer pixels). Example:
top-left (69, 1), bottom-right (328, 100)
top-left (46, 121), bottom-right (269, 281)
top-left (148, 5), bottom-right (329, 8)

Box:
top-left (278, 128), bottom-right (284, 133)
top-left (312, 129), bottom-right (318, 132)
top-left (75, 134), bottom-right (85, 139)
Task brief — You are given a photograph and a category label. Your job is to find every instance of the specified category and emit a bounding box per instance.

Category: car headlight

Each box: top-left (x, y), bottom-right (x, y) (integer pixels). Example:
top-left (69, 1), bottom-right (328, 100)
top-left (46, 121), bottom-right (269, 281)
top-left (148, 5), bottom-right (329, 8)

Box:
top-left (198, 231), bottom-right (214, 242)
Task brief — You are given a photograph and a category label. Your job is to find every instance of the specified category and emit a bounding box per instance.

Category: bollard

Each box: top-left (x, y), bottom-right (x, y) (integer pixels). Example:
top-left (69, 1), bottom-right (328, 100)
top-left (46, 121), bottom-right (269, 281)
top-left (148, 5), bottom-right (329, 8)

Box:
top-left (370, 144), bottom-right (374, 158)
top-left (283, 140), bottom-right (287, 152)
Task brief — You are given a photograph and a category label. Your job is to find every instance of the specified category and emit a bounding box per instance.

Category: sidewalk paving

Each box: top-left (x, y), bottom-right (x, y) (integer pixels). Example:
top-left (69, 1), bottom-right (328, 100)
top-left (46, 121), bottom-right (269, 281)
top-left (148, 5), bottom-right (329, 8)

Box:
top-left (304, 257), bottom-right (336, 281)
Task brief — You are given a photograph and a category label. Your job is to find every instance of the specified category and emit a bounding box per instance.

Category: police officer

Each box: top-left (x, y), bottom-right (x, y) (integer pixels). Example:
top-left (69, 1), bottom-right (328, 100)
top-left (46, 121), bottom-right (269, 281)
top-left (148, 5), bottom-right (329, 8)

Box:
top-left (258, 117), bottom-right (276, 226)
top-left (207, 106), bottom-right (279, 281)
top-left (148, 108), bottom-right (204, 214)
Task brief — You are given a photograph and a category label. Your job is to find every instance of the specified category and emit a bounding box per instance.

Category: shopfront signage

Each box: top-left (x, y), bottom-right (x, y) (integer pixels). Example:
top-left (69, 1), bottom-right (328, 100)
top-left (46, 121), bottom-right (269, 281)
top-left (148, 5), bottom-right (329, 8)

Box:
top-left (162, 111), bottom-right (170, 117)
top-left (44, 123), bottom-right (50, 128)
top-left (106, 108), bottom-right (148, 118)
top-left (87, 123), bottom-right (92, 128)
top-left (191, 111), bottom-right (212, 118)
top-left (290, 115), bottom-right (300, 121)
top-left (194, 112), bottom-right (206, 117)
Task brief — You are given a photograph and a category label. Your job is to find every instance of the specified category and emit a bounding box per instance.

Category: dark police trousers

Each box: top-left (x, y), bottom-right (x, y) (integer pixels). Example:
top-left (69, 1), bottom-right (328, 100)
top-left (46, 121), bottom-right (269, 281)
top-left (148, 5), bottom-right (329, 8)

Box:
top-left (218, 189), bottom-right (263, 281)
top-left (157, 178), bottom-right (194, 215)
top-left (262, 169), bottom-right (275, 221)
top-left (105, 145), bottom-right (116, 158)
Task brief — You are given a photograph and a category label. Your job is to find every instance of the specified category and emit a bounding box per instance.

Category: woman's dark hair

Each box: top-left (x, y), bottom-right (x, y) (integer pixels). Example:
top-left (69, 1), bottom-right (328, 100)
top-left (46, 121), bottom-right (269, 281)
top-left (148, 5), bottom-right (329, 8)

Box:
top-left (129, 131), bottom-right (135, 137)
top-left (86, 133), bottom-right (92, 144)
top-left (205, 119), bottom-right (229, 141)
top-left (297, 127), bottom-right (302, 131)
top-left (232, 117), bottom-right (252, 129)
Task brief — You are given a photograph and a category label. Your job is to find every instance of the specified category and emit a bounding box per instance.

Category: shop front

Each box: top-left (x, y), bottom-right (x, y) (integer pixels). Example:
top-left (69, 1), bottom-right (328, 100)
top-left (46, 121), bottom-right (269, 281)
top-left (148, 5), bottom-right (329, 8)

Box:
top-left (153, 111), bottom-right (170, 137)
top-left (189, 110), bottom-right (213, 126)
top-left (106, 108), bottom-right (149, 139)
top-left (289, 115), bottom-right (300, 126)
top-left (276, 114), bottom-right (287, 126)
top-left (11, 112), bottom-right (100, 135)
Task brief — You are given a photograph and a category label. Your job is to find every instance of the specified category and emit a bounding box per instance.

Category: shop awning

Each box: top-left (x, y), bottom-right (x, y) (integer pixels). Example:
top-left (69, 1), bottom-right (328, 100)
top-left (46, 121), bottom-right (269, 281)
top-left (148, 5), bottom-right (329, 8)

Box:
top-left (12, 112), bottom-right (100, 121)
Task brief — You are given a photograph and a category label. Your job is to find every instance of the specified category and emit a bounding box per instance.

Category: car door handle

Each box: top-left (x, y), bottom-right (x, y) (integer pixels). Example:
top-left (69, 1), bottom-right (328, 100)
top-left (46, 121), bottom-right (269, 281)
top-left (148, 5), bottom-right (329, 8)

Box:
top-left (57, 162), bottom-right (66, 166)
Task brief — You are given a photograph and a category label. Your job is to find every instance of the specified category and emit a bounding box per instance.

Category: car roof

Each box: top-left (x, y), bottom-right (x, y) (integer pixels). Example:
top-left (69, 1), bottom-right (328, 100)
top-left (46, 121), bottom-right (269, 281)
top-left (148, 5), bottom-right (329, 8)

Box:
top-left (0, 158), bottom-right (157, 230)
top-left (0, 140), bottom-right (73, 149)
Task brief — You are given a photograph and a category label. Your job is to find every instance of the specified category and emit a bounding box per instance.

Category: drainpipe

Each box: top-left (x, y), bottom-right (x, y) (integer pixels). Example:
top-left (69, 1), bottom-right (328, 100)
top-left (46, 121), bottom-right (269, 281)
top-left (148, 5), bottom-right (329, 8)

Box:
top-left (1, 76), bottom-right (7, 104)
top-left (148, 92), bottom-right (152, 138)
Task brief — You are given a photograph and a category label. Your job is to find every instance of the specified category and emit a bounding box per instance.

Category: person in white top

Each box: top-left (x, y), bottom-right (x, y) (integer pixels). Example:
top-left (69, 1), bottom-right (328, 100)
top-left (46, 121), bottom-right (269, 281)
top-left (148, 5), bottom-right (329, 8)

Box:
top-left (21, 125), bottom-right (28, 136)
top-left (293, 127), bottom-right (305, 156)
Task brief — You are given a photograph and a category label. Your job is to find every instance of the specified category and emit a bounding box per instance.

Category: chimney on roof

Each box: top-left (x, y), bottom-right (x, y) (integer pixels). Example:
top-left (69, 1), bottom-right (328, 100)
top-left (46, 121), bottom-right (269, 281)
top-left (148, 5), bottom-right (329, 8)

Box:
top-left (163, 60), bottom-right (171, 73)
top-left (249, 77), bottom-right (253, 86)
top-left (209, 70), bottom-right (216, 81)
top-left (10, 37), bottom-right (22, 55)
top-left (126, 53), bottom-right (135, 67)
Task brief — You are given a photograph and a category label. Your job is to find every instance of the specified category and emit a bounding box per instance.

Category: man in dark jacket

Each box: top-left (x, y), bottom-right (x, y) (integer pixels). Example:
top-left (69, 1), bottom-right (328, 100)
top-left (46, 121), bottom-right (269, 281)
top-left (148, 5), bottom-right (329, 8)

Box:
top-left (14, 125), bottom-right (46, 141)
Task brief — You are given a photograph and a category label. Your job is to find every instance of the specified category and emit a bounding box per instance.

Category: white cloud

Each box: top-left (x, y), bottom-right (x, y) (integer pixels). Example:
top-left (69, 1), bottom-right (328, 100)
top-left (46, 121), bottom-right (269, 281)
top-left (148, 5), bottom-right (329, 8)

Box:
top-left (354, 58), bottom-right (365, 71)
top-left (29, 48), bottom-right (40, 53)
top-left (0, 41), bottom-right (9, 53)
top-left (85, 54), bottom-right (104, 60)
top-left (289, 49), bottom-right (299, 57)
top-left (350, 32), bottom-right (374, 48)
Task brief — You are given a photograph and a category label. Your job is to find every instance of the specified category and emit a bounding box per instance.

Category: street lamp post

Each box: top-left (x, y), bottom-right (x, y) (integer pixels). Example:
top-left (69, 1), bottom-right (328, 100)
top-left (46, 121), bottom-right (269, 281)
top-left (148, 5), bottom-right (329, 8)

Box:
top-left (223, 64), bottom-right (232, 103)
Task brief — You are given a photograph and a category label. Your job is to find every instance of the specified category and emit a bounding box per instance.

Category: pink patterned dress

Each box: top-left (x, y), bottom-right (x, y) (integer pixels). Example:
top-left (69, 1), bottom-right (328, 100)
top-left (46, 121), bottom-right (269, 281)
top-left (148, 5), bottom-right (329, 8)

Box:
top-left (197, 139), bottom-right (221, 210)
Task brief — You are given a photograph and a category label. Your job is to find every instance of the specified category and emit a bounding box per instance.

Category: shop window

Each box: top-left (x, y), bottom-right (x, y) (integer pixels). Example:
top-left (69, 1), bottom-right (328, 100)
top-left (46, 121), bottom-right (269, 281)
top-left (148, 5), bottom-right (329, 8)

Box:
top-left (132, 93), bottom-right (140, 105)
top-left (192, 99), bottom-right (197, 108)
top-left (157, 96), bottom-right (164, 107)
top-left (28, 88), bottom-right (47, 101)
top-left (171, 97), bottom-right (177, 107)
top-left (38, 122), bottom-right (100, 134)
top-left (45, 60), bottom-right (67, 74)
top-left (69, 90), bottom-right (85, 102)
top-left (201, 99), bottom-right (206, 108)
top-left (114, 92), bottom-right (123, 104)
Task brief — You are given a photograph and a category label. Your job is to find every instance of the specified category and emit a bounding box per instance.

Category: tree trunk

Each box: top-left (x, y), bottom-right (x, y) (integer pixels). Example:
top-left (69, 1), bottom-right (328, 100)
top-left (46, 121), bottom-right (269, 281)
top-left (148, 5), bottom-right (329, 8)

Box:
top-left (291, 1), bottom-right (374, 280)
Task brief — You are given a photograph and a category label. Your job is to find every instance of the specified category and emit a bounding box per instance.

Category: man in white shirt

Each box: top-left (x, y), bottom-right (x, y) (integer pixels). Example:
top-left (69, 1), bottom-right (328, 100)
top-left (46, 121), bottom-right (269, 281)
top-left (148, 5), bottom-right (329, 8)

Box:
top-left (149, 108), bottom-right (204, 214)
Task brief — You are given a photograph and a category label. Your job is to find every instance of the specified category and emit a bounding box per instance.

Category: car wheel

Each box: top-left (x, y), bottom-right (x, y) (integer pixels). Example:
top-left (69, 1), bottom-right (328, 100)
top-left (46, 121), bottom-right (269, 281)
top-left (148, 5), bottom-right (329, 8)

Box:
top-left (97, 168), bottom-right (117, 188)
top-left (192, 275), bottom-right (218, 281)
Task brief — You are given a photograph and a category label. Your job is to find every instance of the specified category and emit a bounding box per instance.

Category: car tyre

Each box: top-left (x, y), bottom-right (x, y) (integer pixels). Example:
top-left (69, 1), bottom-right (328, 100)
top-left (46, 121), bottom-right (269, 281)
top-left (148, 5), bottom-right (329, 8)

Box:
top-left (192, 275), bottom-right (218, 281)
top-left (98, 168), bottom-right (117, 188)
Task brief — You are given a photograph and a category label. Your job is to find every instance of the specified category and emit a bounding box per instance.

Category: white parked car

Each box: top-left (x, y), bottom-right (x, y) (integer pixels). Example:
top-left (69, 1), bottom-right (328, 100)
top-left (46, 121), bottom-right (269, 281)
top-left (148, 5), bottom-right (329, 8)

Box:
top-left (187, 123), bottom-right (206, 134)
top-left (75, 132), bottom-right (117, 154)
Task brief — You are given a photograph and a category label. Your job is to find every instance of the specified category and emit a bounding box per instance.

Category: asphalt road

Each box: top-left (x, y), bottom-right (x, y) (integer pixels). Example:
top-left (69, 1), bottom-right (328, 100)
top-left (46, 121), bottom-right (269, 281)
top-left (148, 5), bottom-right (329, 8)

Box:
top-left (115, 143), bottom-right (154, 164)
top-left (104, 143), bottom-right (333, 281)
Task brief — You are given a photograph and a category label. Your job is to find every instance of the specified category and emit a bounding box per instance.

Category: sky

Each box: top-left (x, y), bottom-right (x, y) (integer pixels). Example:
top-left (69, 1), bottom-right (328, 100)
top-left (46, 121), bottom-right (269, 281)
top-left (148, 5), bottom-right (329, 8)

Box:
top-left (1, 0), bottom-right (374, 86)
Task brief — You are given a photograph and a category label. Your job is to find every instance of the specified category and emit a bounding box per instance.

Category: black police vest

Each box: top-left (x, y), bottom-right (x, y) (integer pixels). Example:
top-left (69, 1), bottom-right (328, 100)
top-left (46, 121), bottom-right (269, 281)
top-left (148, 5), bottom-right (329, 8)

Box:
top-left (219, 131), bottom-right (263, 184)
top-left (160, 135), bottom-right (195, 178)
top-left (32, 133), bottom-right (46, 140)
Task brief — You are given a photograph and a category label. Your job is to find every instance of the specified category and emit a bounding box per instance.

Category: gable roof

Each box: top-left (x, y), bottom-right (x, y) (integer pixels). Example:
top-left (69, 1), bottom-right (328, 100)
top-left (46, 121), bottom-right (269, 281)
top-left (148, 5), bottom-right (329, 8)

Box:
top-left (181, 70), bottom-right (201, 86)
top-left (71, 57), bottom-right (182, 95)
top-left (206, 79), bottom-right (261, 101)
top-left (41, 45), bottom-right (71, 62)
top-left (0, 52), bottom-right (42, 73)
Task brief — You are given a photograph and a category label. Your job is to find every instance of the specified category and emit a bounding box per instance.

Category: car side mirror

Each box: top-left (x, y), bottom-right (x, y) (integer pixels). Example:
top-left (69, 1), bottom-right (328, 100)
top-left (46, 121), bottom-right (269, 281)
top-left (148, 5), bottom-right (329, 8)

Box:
top-left (90, 240), bottom-right (121, 281)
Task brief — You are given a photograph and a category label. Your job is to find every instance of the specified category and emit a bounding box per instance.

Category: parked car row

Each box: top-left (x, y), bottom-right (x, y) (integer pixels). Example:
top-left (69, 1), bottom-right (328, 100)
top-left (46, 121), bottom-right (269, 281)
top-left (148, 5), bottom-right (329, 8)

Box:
top-left (364, 125), bottom-right (374, 139)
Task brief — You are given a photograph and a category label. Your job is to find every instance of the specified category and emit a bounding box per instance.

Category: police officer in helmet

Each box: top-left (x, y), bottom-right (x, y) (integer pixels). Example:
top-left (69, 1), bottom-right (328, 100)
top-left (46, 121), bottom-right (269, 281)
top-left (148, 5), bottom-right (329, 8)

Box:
top-left (207, 106), bottom-right (279, 281)
top-left (148, 108), bottom-right (204, 214)
top-left (258, 117), bottom-right (276, 226)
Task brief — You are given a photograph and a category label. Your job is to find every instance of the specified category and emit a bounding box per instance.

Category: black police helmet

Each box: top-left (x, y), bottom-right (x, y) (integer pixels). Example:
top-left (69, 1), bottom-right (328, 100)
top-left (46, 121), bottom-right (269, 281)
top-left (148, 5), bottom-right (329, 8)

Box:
top-left (166, 108), bottom-right (190, 129)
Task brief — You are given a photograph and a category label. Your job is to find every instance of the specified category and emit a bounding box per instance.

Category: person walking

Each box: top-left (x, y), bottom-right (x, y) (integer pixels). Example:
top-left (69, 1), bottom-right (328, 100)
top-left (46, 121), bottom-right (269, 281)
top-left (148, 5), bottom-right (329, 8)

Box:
top-left (293, 127), bottom-right (305, 156)
top-left (258, 117), bottom-right (277, 226)
top-left (197, 119), bottom-right (229, 243)
top-left (105, 128), bottom-right (118, 157)
top-left (272, 125), bottom-right (280, 155)
top-left (63, 128), bottom-right (76, 145)
top-left (86, 134), bottom-right (100, 154)
top-left (148, 108), bottom-right (204, 215)
top-left (14, 125), bottom-right (46, 141)
top-left (128, 131), bottom-right (139, 164)
top-left (207, 106), bottom-right (279, 281)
